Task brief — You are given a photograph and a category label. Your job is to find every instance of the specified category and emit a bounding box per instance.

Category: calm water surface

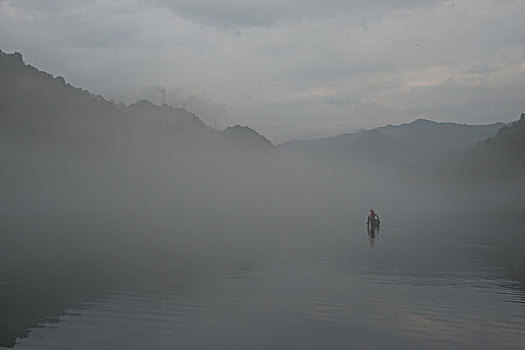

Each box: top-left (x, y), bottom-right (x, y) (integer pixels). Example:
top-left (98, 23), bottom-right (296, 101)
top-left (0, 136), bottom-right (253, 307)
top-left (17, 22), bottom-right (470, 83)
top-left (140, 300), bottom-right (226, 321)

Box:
top-left (5, 214), bottom-right (525, 349)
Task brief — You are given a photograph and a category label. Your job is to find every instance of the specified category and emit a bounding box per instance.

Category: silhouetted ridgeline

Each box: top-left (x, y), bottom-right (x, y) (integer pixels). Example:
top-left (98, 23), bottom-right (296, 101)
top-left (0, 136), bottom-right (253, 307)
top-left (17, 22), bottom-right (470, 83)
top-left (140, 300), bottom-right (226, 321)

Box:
top-left (461, 113), bottom-right (525, 176)
top-left (0, 50), bottom-right (273, 154)
top-left (280, 118), bottom-right (504, 170)
top-left (221, 125), bottom-right (275, 152)
top-left (404, 113), bottom-right (525, 183)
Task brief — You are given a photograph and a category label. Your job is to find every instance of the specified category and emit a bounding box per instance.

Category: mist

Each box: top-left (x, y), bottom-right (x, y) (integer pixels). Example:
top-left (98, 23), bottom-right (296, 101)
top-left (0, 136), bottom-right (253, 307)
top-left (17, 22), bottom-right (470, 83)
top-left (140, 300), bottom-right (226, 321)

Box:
top-left (1, 48), bottom-right (525, 349)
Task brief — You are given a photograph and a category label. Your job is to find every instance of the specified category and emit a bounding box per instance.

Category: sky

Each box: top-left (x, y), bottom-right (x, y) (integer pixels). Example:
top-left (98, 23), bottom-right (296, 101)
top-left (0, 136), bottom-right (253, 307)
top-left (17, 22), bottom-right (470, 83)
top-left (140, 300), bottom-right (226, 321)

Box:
top-left (1, 0), bottom-right (524, 143)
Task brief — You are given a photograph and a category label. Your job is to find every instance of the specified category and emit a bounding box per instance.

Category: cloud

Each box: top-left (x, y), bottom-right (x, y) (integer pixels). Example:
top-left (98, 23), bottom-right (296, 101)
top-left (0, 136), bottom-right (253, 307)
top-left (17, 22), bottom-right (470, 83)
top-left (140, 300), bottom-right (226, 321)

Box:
top-left (398, 65), bottom-right (525, 124)
top-left (153, 0), bottom-right (442, 28)
top-left (319, 94), bottom-right (362, 108)
top-left (463, 64), bottom-right (499, 75)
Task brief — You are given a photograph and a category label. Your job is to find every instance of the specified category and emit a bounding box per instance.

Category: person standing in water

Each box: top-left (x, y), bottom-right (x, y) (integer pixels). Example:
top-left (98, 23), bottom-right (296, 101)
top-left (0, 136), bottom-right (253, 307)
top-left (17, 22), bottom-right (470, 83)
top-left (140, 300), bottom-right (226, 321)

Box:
top-left (367, 209), bottom-right (380, 226)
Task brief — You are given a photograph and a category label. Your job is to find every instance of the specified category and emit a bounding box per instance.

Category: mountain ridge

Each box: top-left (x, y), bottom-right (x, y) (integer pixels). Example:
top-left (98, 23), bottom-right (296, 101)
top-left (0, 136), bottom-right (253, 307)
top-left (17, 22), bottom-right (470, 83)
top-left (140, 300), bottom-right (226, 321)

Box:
top-left (403, 113), bottom-right (525, 182)
top-left (279, 117), bottom-right (505, 170)
top-left (0, 50), bottom-right (272, 153)
top-left (280, 118), bottom-right (505, 147)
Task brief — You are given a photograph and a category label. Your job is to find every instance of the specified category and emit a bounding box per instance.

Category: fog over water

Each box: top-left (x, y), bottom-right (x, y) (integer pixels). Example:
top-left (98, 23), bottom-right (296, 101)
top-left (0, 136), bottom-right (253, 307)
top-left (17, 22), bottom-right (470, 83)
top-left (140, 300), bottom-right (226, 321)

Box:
top-left (1, 18), bottom-right (525, 349)
top-left (2, 111), bottom-right (525, 349)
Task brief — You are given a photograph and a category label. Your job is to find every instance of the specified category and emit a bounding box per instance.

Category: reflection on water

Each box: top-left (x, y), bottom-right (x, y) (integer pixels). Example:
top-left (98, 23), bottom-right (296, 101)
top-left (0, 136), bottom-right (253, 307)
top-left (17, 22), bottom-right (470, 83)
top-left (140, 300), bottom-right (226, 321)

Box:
top-left (4, 215), bottom-right (525, 350)
top-left (367, 225), bottom-right (380, 248)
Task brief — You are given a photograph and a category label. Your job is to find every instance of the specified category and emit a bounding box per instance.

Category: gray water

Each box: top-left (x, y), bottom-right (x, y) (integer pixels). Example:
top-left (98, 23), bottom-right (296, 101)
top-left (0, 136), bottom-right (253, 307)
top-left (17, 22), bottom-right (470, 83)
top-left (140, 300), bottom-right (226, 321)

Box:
top-left (3, 213), bottom-right (525, 350)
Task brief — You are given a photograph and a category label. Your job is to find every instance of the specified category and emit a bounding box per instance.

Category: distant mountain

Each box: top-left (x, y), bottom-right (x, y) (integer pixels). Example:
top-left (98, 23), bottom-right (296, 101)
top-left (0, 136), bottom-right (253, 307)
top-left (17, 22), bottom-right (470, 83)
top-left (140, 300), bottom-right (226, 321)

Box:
top-left (280, 118), bottom-right (504, 169)
top-left (333, 129), bottom-right (404, 166)
top-left (451, 113), bottom-right (525, 179)
top-left (375, 118), bottom-right (505, 160)
top-left (221, 125), bottom-right (275, 152)
top-left (403, 113), bottom-right (525, 182)
top-left (279, 132), bottom-right (361, 157)
top-left (0, 50), bottom-right (272, 154)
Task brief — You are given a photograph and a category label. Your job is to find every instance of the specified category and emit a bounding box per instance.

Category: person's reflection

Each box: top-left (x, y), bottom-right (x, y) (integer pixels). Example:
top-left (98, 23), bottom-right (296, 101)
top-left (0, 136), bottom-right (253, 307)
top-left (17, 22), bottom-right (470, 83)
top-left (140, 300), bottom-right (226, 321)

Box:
top-left (367, 225), bottom-right (380, 248)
